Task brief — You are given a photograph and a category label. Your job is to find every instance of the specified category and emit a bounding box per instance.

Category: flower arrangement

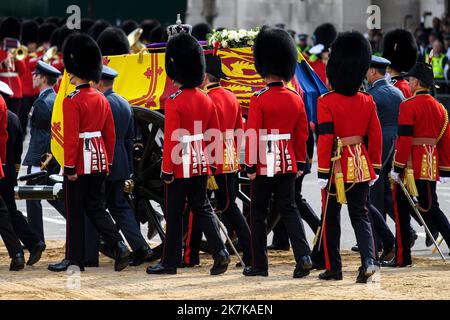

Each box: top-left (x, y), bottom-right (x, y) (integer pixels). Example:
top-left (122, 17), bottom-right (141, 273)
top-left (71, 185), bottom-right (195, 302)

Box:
top-left (207, 28), bottom-right (260, 49)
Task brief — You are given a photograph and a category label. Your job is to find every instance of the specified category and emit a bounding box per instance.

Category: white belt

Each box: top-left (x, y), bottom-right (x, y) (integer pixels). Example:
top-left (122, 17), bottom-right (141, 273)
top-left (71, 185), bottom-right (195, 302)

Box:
top-left (261, 134), bottom-right (291, 141)
top-left (79, 131), bottom-right (102, 139)
top-left (179, 134), bottom-right (204, 143)
top-left (0, 72), bottom-right (18, 77)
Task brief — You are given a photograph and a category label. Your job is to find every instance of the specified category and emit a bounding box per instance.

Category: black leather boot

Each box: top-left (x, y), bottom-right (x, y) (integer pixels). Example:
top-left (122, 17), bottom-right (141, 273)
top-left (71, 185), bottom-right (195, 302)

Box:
top-left (48, 259), bottom-right (85, 272)
top-left (243, 266), bottom-right (268, 277)
top-left (10, 253), bottom-right (25, 271)
top-left (293, 255), bottom-right (313, 278)
top-left (130, 245), bottom-right (153, 266)
top-left (114, 241), bottom-right (131, 272)
top-left (356, 260), bottom-right (380, 283)
top-left (146, 262), bottom-right (177, 275)
top-left (27, 241), bottom-right (46, 266)
top-left (318, 270), bottom-right (343, 281)
top-left (210, 249), bottom-right (230, 275)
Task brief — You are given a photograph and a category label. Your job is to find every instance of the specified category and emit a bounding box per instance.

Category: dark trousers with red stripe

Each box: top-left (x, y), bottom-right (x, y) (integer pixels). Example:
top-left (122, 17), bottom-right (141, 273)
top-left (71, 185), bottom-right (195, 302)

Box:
top-left (271, 173), bottom-right (321, 248)
top-left (322, 182), bottom-right (375, 272)
top-left (250, 174), bottom-right (310, 270)
top-left (184, 173), bottom-right (252, 266)
top-left (64, 173), bottom-right (123, 266)
top-left (393, 180), bottom-right (450, 266)
top-left (163, 175), bottom-right (225, 268)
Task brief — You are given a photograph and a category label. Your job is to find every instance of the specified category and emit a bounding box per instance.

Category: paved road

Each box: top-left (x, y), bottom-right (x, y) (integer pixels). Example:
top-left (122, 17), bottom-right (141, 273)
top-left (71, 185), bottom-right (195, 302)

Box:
top-left (13, 135), bottom-right (450, 259)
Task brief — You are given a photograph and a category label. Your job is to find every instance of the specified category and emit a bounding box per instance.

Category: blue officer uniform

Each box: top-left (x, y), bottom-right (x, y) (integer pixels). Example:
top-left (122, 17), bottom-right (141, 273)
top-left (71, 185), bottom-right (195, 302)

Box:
top-left (100, 66), bottom-right (150, 259)
top-left (23, 61), bottom-right (66, 242)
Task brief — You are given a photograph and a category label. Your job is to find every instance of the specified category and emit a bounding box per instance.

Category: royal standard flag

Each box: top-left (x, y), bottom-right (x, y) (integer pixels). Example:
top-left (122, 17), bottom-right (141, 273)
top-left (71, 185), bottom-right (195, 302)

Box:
top-left (51, 49), bottom-right (326, 165)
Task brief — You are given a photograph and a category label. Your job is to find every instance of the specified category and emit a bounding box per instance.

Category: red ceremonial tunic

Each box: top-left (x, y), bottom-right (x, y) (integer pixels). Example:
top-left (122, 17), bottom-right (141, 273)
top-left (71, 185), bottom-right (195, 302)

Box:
top-left (393, 90), bottom-right (450, 180)
top-left (0, 49), bottom-right (25, 99)
top-left (0, 95), bottom-right (8, 179)
top-left (245, 82), bottom-right (308, 176)
top-left (63, 83), bottom-right (116, 176)
top-left (205, 82), bottom-right (243, 174)
top-left (391, 76), bottom-right (412, 99)
top-left (161, 87), bottom-right (220, 180)
top-left (317, 91), bottom-right (382, 183)
top-left (22, 54), bottom-right (42, 97)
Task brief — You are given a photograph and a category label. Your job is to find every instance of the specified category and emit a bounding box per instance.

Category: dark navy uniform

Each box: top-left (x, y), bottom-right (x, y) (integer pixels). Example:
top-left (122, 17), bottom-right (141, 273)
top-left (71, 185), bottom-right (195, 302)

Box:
top-left (22, 85), bottom-right (65, 241)
top-left (103, 84), bottom-right (149, 253)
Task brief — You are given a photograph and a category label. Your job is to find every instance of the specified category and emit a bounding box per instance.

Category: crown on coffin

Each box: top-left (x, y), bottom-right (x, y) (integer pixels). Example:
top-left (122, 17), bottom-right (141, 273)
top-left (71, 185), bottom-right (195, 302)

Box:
top-left (166, 14), bottom-right (192, 38)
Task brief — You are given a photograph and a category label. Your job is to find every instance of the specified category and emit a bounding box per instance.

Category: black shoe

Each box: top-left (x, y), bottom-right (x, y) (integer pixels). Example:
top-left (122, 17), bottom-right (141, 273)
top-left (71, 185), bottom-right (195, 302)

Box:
top-left (425, 231), bottom-right (439, 247)
top-left (351, 244), bottom-right (359, 252)
top-left (10, 253), bottom-right (25, 271)
top-left (293, 255), bottom-right (313, 278)
top-left (146, 262), bottom-right (177, 275)
top-left (210, 249), bottom-right (230, 275)
top-left (243, 266), bottom-right (268, 277)
top-left (130, 245), bottom-right (153, 266)
top-left (267, 244), bottom-right (290, 251)
top-left (179, 261), bottom-right (200, 268)
top-left (48, 259), bottom-right (85, 272)
top-left (27, 241), bottom-right (46, 266)
top-left (114, 241), bottom-right (131, 272)
top-left (410, 229), bottom-right (418, 248)
top-left (99, 240), bottom-right (115, 260)
top-left (318, 270), bottom-right (343, 281)
top-left (356, 262), bottom-right (379, 284)
top-left (381, 259), bottom-right (412, 268)
top-left (379, 247), bottom-right (395, 263)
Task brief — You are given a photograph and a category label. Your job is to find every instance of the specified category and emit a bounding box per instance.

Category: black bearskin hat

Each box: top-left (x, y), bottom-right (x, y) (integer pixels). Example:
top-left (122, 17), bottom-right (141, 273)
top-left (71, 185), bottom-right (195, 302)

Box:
top-left (312, 23), bottom-right (337, 49)
top-left (63, 33), bottom-right (102, 83)
top-left (87, 20), bottom-right (111, 41)
top-left (49, 27), bottom-right (60, 47)
top-left (21, 20), bottom-right (39, 45)
top-left (0, 17), bottom-right (21, 41)
top-left (45, 17), bottom-right (60, 26)
top-left (97, 27), bottom-right (130, 56)
top-left (38, 23), bottom-right (57, 44)
top-left (382, 29), bottom-right (418, 73)
top-left (80, 19), bottom-right (95, 34)
top-left (121, 19), bottom-right (138, 36)
top-left (191, 22), bottom-right (212, 41)
top-left (141, 19), bottom-right (160, 43)
top-left (165, 33), bottom-right (205, 88)
top-left (327, 31), bottom-right (372, 96)
top-left (57, 25), bottom-right (75, 51)
top-left (253, 27), bottom-right (298, 82)
top-left (33, 17), bottom-right (44, 25)
top-left (149, 25), bottom-right (168, 43)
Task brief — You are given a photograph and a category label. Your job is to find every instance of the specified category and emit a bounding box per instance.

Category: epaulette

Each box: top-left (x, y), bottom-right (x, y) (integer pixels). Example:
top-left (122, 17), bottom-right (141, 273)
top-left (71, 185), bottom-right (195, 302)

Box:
top-left (169, 89), bottom-right (183, 100)
top-left (254, 87), bottom-right (269, 97)
top-left (286, 87), bottom-right (299, 95)
top-left (319, 90), bottom-right (335, 99)
top-left (67, 89), bottom-right (80, 99)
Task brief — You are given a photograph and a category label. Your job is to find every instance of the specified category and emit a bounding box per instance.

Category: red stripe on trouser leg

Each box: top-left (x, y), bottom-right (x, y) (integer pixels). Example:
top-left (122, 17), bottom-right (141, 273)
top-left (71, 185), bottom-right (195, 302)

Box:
top-left (184, 210), bottom-right (194, 265)
top-left (392, 184), bottom-right (403, 266)
top-left (321, 188), bottom-right (331, 271)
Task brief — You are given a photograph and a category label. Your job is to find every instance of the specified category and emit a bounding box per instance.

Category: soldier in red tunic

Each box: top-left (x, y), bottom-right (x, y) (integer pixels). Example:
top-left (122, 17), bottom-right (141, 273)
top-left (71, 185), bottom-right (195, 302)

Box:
top-left (0, 17), bottom-right (26, 115)
top-left (389, 62), bottom-right (450, 267)
top-left (48, 33), bottom-right (130, 272)
top-left (317, 32), bottom-right (382, 283)
top-left (146, 32), bottom-right (230, 276)
top-left (382, 29), bottom-right (418, 99)
top-left (182, 52), bottom-right (251, 268)
top-left (244, 27), bottom-right (312, 278)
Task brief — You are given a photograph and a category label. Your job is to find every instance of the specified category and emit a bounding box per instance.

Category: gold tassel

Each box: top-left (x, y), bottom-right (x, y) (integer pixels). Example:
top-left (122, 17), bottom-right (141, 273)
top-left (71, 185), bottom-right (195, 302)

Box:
top-left (335, 172), bottom-right (347, 204)
top-left (404, 169), bottom-right (419, 197)
top-left (312, 226), bottom-right (321, 247)
top-left (207, 176), bottom-right (219, 191)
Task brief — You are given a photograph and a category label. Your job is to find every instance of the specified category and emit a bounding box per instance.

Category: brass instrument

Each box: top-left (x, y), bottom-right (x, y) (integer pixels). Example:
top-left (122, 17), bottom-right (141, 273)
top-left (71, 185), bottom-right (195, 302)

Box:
top-left (42, 46), bottom-right (58, 64)
top-left (11, 45), bottom-right (28, 61)
top-left (128, 28), bottom-right (146, 53)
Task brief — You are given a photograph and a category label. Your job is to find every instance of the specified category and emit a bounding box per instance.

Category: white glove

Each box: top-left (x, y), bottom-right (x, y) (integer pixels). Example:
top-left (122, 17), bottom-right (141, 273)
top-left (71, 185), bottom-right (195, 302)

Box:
top-left (318, 179), bottom-right (329, 189)
top-left (369, 175), bottom-right (379, 187)
top-left (390, 170), bottom-right (400, 183)
top-left (439, 177), bottom-right (450, 184)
